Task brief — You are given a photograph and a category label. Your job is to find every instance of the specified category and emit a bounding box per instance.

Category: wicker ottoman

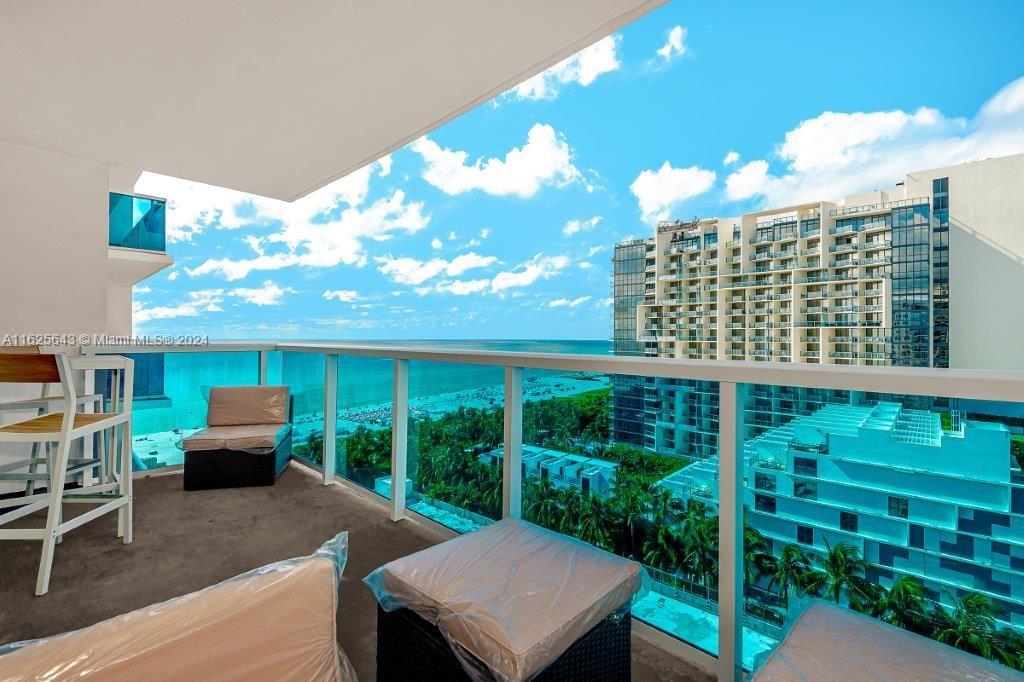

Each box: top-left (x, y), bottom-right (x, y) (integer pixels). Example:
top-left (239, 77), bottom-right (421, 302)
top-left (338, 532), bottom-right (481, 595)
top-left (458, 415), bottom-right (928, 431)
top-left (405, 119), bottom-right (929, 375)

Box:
top-left (376, 604), bottom-right (630, 681)
top-left (366, 518), bottom-right (643, 681)
top-left (183, 430), bottom-right (292, 490)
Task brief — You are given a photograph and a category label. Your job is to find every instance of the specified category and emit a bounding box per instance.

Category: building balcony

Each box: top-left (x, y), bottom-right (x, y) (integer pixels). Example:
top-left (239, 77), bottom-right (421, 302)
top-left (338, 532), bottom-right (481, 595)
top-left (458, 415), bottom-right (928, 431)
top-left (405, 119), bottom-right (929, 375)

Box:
top-left (4, 341), bottom-right (1024, 681)
top-left (108, 192), bottom-right (166, 252)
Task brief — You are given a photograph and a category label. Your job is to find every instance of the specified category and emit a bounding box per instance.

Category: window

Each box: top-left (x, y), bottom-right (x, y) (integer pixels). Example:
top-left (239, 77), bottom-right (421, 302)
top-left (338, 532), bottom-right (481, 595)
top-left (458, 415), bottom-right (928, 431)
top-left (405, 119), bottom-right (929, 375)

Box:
top-left (755, 472), bottom-right (776, 492)
top-left (888, 496), bottom-right (909, 519)
top-left (797, 525), bottom-right (814, 545)
top-left (840, 512), bottom-right (858, 533)
top-left (793, 456), bottom-right (818, 477)
top-left (909, 524), bottom-right (925, 549)
top-left (794, 480), bottom-right (818, 501)
top-left (755, 494), bottom-right (776, 514)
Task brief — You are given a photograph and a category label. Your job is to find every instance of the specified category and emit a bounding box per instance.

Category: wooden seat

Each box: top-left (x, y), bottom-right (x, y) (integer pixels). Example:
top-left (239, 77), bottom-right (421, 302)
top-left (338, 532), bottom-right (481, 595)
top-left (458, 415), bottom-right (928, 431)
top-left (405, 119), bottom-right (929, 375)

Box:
top-left (0, 412), bottom-right (119, 434)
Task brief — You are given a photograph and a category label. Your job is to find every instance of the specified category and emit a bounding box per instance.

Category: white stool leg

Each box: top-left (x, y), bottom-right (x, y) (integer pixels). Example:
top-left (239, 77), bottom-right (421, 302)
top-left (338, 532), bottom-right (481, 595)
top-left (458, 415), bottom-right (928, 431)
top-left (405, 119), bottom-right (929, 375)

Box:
top-left (24, 442), bottom-right (40, 495)
top-left (119, 422), bottom-right (133, 544)
top-left (36, 435), bottom-right (71, 596)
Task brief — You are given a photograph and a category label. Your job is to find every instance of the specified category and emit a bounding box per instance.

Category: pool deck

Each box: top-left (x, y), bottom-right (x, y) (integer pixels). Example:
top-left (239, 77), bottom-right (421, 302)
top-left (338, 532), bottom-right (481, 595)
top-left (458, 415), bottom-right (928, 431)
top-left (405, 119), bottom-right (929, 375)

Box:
top-left (0, 463), bottom-right (712, 681)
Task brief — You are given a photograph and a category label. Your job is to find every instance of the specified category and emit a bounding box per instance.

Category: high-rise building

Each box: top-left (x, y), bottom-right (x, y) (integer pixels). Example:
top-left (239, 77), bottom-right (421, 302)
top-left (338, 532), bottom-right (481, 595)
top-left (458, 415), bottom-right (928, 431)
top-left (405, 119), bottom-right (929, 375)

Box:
top-left (612, 153), bottom-right (1024, 459)
top-left (611, 238), bottom-right (653, 447)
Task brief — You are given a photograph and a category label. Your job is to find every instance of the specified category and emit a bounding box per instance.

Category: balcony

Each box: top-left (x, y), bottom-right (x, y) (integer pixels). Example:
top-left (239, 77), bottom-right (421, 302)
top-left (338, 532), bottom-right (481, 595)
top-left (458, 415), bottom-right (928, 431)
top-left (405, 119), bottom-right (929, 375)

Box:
top-left (4, 341), bottom-right (1024, 680)
top-left (108, 192), bottom-right (166, 252)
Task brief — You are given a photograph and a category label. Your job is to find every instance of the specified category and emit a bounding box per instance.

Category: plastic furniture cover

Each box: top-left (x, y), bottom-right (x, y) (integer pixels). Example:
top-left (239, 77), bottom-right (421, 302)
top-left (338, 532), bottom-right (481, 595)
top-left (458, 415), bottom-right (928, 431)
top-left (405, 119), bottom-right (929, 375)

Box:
top-left (206, 385), bottom-right (289, 426)
top-left (364, 518), bottom-right (646, 681)
top-left (753, 600), bottom-right (1021, 681)
top-left (0, 533), bottom-right (355, 682)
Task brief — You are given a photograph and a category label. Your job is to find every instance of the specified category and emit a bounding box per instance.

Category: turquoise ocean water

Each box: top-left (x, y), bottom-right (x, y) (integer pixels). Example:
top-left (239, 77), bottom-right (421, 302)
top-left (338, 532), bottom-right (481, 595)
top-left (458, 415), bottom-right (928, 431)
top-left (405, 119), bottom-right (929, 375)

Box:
top-left (133, 339), bottom-right (610, 436)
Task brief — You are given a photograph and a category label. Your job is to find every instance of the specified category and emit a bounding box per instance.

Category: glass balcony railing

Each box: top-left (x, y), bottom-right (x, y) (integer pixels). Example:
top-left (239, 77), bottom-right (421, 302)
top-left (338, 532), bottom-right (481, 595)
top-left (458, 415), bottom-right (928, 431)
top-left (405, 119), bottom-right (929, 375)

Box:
top-left (108, 192), bottom-right (166, 251)
top-left (81, 342), bottom-right (1024, 679)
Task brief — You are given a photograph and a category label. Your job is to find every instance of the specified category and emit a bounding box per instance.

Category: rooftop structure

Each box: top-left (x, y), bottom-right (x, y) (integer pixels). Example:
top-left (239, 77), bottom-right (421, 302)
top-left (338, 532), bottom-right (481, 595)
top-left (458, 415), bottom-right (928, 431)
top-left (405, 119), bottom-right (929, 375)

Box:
top-left (660, 401), bottom-right (1024, 630)
top-left (482, 444), bottom-right (619, 498)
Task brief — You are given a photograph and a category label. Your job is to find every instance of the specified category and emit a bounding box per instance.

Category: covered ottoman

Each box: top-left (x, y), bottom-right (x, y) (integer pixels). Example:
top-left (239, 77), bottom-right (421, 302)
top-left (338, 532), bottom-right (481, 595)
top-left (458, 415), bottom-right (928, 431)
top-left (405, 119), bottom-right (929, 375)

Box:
top-left (364, 518), bottom-right (645, 681)
top-left (753, 600), bottom-right (1020, 681)
top-left (183, 385), bottom-right (292, 490)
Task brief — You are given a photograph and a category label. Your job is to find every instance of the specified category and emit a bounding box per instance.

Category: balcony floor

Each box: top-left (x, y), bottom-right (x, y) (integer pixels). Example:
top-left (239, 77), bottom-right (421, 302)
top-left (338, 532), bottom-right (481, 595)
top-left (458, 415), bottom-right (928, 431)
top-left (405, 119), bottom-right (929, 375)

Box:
top-left (0, 464), bottom-right (709, 681)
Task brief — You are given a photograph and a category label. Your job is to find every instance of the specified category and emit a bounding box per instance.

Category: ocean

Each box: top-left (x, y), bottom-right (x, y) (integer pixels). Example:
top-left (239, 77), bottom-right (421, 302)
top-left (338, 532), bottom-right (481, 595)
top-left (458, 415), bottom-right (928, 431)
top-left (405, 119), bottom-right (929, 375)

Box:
top-left (278, 339), bottom-right (611, 415)
top-left (132, 340), bottom-right (611, 452)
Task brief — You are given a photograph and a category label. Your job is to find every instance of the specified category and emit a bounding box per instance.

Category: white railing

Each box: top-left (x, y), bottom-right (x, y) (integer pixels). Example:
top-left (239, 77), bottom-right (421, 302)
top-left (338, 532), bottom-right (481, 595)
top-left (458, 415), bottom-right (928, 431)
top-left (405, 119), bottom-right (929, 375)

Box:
top-left (82, 341), bottom-right (1024, 680)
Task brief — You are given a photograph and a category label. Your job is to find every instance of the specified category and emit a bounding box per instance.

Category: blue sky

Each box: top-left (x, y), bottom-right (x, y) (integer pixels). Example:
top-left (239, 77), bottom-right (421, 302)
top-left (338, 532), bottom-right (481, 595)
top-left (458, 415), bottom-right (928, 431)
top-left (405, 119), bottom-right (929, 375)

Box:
top-left (133, 0), bottom-right (1024, 341)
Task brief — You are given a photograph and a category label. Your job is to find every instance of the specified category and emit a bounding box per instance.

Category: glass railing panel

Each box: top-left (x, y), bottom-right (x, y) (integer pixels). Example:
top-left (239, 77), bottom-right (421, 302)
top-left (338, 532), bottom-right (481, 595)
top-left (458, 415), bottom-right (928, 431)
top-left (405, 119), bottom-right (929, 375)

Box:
top-left (108, 192), bottom-right (166, 251)
top-left (99, 351), bottom-right (260, 471)
top-left (740, 385), bottom-right (1024, 674)
top-left (335, 355), bottom-right (393, 496)
top-left (281, 351), bottom-right (325, 468)
top-left (405, 361), bottom-right (504, 532)
top-left (518, 370), bottom-right (762, 662)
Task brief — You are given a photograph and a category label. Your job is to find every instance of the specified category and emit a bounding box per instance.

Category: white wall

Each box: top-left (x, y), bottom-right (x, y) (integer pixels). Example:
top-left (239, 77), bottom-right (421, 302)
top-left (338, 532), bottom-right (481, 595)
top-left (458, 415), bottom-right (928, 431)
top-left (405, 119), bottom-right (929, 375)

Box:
top-left (0, 142), bottom-right (109, 336)
top-left (906, 154), bottom-right (1024, 371)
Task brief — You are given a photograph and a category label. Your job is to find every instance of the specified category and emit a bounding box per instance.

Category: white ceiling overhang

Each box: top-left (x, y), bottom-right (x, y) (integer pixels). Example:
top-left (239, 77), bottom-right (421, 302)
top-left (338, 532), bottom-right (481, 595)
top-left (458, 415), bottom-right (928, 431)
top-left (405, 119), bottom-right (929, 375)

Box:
top-left (0, 0), bottom-right (666, 200)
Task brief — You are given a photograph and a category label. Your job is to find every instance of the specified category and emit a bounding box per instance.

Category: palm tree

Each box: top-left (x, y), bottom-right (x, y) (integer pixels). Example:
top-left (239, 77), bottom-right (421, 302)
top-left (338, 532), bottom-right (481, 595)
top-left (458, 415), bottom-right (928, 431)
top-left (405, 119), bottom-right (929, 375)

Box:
top-left (802, 540), bottom-right (875, 610)
top-left (766, 543), bottom-right (812, 605)
top-left (931, 592), bottom-right (1009, 663)
top-left (524, 478), bottom-right (560, 529)
top-left (872, 576), bottom-right (928, 632)
top-left (576, 492), bottom-right (612, 549)
top-left (743, 522), bottom-right (773, 587)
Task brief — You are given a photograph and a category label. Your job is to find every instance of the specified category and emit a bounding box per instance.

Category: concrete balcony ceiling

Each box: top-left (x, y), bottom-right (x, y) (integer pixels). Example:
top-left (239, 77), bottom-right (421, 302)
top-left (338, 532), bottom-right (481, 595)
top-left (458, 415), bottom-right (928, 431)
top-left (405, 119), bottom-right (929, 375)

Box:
top-left (0, 0), bottom-right (666, 201)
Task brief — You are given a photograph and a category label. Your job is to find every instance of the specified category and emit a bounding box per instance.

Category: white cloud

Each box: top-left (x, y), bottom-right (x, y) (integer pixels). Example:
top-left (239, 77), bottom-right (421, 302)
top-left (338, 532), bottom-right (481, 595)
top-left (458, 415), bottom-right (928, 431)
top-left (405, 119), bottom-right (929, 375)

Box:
top-left (430, 237), bottom-right (443, 250)
top-left (549, 295), bottom-right (591, 308)
top-left (725, 160), bottom-right (770, 201)
top-left (412, 253), bottom-right (570, 296)
top-left (630, 162), bottom-right (716, 222)
top-left (376, 154), bottom-right (392, 177)
top-left (511, 35), bottom-right (620, 100)
top-left (166, 270), bottom-right (179, 282)
top-left (411, 123), bottom-right (581, 198)
top-left (135, 286), bottom-right (151, 294)
top-left (416, 279), bottom-right (490, 296)
top-left (578, 261), bottom-right (594, 269)
top-left (323, 289), bottom-right (358, 303)
top-left (186, 189), bottom-right (428, 281)
top-left (479, 227), bottom-right (491, 240)
top-left (133, 289), bottom-right (224, 324)
top-left (723, 151), bottom-right (740, 166)
top-left (376, 252), bottom-right (498, 286)
top-left (656, 25), bottom-right (687, 61)
top-left (447, 231), bottom-right (458, 240)
top-left (562, 215), bottom-right (602, 236)
top-left (723, 76), bottom-right (1024, 206)
top-left (586, 245), bottom-right (608, 257)
top-left (490, 254), bottom-right (569, 292)
top-left (228, 280), bottom-right (294, 306)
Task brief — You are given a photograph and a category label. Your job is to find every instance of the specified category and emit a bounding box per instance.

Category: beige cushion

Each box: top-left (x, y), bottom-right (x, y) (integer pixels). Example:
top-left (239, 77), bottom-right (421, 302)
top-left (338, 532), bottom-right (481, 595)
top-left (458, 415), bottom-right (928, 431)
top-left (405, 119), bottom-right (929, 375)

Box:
top-left (0, 552), bottom-right (351, 681)
top-left (753, 600), bottom-right (1018, 681)
top-left (207, 385), bottom-right (288, 426)
top-left (183, 423), bottom-right (289, 452)
top-left (366, 518), bottom-right (643, 681)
